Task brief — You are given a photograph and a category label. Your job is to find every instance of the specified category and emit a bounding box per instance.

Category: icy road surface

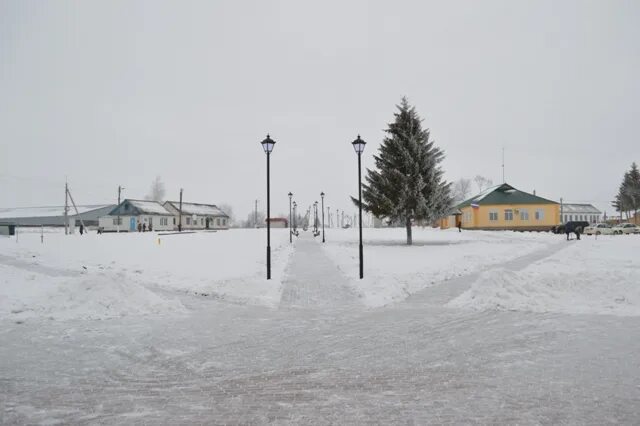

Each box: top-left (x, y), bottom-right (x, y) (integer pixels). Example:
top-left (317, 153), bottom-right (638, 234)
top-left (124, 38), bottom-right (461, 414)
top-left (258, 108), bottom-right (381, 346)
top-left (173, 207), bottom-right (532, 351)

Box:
top-left (1, 230), bottom-right (639, 424)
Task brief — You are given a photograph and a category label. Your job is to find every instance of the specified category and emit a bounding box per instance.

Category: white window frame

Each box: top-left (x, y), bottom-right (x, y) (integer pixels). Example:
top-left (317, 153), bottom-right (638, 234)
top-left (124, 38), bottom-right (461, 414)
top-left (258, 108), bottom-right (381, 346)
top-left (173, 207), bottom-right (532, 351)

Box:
top-left (519, 209), bottom-right (529, 221)
top-left (535, 209), bottom-right (544, 221)
top-left (504, 209), bottom-right (513, 221)
top-left (489, 211), bottom-right (498, 221)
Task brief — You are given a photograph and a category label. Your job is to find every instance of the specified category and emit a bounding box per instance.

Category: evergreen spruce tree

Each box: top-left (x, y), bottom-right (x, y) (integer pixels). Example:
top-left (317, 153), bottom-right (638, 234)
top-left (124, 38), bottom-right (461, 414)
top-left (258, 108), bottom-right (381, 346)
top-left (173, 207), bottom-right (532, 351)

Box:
top-left (354, 97), bottom-right (451, 245)
top-left (612, 163), bottom-right (640, 221)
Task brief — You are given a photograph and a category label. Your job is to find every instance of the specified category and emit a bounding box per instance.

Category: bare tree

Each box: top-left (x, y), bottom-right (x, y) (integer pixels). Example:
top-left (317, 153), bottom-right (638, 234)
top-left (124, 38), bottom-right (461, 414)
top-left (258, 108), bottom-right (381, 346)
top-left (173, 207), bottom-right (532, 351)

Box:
top-left (146, 176), bottom-right (166, 202)
top-left (244, 210), bottom-right (266, 228)
top-left (218, 204), bottom-right (235, 226)
top-left (474, 175), bottom-right (493, 193)
top-left (451, 178), bottom-right (472, 204)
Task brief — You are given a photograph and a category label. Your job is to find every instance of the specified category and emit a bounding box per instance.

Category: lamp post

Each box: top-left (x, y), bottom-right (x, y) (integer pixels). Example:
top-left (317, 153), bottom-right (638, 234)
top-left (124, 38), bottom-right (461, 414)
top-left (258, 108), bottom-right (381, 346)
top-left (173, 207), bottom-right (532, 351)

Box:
top-left (261, 134), bottom-right (275, 280)
top-left (288, 192), bottom-right (293, 243)
top-left (320, 192), bottom-right (325, 243)
top-left (313, 201), bottom-right (318, 234)
top-left (352, 135), bottom-right (366, 279)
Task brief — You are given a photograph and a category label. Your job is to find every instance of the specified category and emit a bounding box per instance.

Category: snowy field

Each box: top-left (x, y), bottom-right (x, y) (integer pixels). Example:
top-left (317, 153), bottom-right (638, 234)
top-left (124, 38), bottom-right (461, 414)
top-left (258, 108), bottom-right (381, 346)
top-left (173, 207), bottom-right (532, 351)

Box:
top-left (1, 227), bottom-right (640, 424)
top-left (0, 228), bottom-right (293, 320)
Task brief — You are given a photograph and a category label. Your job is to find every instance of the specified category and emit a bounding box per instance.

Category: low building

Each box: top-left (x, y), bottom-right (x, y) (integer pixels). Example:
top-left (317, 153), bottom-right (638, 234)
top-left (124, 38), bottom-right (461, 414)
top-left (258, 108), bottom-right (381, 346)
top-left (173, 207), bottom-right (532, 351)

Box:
top-left (98, 199), bottom-right (174, 232)
top-left (163, 201), bottom-right (230, 230)
top-left (0, 205), bottom-right (115, 227)
top-left (0, 222), bottom-right (16, 236)
top-left (266, 217), bottom-right (288, 228)
top-left (560, 203), bottom-right (601, 224)
top-left (442, 183), bottom-right (559, 231)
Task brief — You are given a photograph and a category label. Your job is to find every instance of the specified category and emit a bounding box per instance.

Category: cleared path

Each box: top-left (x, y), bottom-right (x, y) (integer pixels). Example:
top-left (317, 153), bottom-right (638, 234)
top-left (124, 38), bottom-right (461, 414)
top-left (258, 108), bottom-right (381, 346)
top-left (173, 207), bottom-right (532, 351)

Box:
top-left (279, 233), bottom-right (360, 308)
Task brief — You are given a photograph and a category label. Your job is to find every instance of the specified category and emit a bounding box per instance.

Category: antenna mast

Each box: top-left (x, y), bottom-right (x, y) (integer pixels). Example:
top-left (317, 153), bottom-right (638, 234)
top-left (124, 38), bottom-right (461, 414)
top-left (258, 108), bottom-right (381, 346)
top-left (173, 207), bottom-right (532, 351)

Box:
top-left (502, 147), bottom-right (505, 183)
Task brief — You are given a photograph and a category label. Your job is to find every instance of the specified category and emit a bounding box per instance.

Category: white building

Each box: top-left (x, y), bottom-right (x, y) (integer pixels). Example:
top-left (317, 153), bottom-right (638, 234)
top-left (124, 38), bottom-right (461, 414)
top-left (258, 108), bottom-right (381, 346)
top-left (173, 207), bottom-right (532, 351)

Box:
top-left (163, 201), bottom-right (230, 230)
top-left (98, 199), bottom-right (174, 232)
top-left (561, 203), bottom-right (602, 224)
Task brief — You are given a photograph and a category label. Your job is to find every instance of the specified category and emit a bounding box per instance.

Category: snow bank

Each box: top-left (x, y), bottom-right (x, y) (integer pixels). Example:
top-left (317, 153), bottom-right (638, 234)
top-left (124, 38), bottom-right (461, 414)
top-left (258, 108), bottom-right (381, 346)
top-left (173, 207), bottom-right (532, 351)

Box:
top-left (0, 228), bottom-right (294, 321)
top-left (321, 227), bottom-right (557, 307)
top-left (0, 265), bottom-right (185, 321)
top-left (448, 236), bottom-right (640, 316)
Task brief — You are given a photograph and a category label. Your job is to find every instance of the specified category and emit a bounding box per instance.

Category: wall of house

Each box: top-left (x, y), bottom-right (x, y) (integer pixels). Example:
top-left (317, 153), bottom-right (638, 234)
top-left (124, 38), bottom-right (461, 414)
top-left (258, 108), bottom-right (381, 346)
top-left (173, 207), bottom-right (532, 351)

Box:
top-left (98, 215), bottom-right (173, 232)
top-left (460, 203), bottom-right (559, 230)
top-left (560, 212), bottom-right (601, 223)
top-left (172, 215), bottom-right (228, 230)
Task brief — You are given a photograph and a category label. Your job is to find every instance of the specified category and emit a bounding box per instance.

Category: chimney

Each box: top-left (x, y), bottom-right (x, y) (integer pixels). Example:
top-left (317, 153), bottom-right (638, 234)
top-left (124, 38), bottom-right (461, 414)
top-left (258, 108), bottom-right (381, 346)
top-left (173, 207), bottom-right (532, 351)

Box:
top-left (533, 189), bottom-right (536, 196)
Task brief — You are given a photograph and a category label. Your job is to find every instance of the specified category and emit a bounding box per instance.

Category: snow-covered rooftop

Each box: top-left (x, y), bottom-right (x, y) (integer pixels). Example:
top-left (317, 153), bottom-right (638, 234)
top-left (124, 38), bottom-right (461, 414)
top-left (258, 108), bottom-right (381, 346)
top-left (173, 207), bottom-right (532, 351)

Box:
top-left (562, 203), bottom-right (601, 214)
top-left (127, 200), bottom-right (172, 215)
top-left (164, 202), bottom-right (228, 217)
top-left (0, 205), bottom-right (113, 219)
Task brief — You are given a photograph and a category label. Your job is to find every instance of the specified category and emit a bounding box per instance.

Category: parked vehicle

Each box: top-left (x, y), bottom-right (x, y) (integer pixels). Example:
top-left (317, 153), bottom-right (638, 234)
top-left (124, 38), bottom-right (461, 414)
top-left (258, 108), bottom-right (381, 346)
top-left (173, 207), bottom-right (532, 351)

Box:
top-left (584, 223), bottom-right (614, 235)
top-left (553, 221), bottom-right (589, 234)
top-left (612, 223), bottom-right (640, 235)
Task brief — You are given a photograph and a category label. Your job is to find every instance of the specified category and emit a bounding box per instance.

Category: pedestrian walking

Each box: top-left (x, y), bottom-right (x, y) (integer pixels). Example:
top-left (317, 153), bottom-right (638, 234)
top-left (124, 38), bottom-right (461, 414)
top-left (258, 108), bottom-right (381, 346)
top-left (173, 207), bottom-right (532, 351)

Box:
top-left (79, 224), bottom-right (84, 235)
top-left (137, 222), bottom-right (142, 232)
top-left (142, 223), bottom-right (147, 232)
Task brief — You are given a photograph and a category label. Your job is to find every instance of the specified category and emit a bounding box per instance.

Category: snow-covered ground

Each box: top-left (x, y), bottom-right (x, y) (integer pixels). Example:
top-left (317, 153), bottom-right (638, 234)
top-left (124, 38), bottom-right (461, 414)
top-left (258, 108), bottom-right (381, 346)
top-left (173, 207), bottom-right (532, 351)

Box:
top-left (449, 234), bottom-right (640, 316)
top-left (0, 228), bottom-right (293, 320)
top-left (1, 227), bottom-right (640, 424)
top-left (322, 227), bottom-right (561, 307)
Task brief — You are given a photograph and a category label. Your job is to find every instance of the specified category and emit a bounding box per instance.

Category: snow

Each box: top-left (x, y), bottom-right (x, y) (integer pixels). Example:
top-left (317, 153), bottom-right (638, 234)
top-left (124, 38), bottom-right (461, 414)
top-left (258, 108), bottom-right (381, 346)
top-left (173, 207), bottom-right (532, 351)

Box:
top-left (165, 201), bottom-right (228, 217)
top-left (127, 200), bottom-right (172, 215)
top-left (2, 227), bottom-right (640, 424)
top-left (448, 235), bottom-right (640, 316)
top-left (0, 205), bottom-right (112, 219)
top-left (321, 227), bottom-right (560, 307)
top-left (0, 228), bottom-right (293, 320)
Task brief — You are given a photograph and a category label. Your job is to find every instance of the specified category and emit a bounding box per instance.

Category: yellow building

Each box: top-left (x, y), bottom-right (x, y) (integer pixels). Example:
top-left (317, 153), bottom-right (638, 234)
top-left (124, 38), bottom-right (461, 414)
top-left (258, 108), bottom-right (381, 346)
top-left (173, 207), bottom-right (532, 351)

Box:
top-left (441, 183), bottom-right (560, 231)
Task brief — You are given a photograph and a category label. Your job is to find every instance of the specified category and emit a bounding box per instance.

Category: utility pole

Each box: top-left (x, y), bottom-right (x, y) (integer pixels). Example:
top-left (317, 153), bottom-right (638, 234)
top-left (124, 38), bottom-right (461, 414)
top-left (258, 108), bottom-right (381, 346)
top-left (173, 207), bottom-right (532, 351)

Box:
top-left (67, 186), bottom-right (87, 232)
top-left (64, 180), bottom-right (69, 235)
top-left (178, 188), bottom-right (183, 232)
top-left (502, 147), bottom-right (505, 183)
top-left (117, 185), bottom-right (124, 233)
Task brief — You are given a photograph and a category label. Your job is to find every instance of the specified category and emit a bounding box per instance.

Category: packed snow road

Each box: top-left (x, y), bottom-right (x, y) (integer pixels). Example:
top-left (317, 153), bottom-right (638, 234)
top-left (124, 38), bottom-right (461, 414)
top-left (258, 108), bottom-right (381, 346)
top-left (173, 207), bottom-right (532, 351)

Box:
top-left (1, 229), bottom-right (639, 424)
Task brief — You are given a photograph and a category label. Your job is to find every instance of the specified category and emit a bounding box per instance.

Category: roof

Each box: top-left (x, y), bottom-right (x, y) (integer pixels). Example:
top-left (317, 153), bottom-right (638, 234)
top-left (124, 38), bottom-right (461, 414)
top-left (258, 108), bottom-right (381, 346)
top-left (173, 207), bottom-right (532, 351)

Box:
top-left (0, 205), bottom-right (114, 219)
top-left (456, 183), bottom-right (558, 209)
top-left (561, 203), bottom-right (602, 214)
top-left (164, 201), bottom-right (229, 218)
top-left (108, 199), bottom-right (172, 216)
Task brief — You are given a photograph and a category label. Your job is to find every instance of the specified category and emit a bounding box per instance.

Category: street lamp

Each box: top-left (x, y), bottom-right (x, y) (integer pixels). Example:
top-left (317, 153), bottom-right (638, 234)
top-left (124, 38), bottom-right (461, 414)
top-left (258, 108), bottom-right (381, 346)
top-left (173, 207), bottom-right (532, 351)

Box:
top-left (320, 192), bottom-right (325, 243)
top-left (288, 192), bottom-right (293, 243)
top-left (261, 134), bottom-right (276, 280)
top-left (352, 134), bottom-right (366, 279)
top-left (313, 201), bottom-right (318, 234)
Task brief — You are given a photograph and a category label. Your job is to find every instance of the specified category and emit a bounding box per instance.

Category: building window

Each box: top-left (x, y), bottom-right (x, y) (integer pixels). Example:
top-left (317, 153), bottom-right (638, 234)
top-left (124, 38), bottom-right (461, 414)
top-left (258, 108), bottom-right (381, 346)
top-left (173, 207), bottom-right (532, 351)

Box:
top-left (222, 219), bottom-right (226, 226)
top-left (519, 209), bottom-right (529, 221)
top-left (173, 217), bottom-right (176, 225)
top-left (216, 218), bottom-right (221, 226)
top-left (535, 209), bottom-right (544, 221)
top-left (186, 217), bottom-right (191, 225)
top-left (504, 210), bottom-right (513, 221)
top-left (489, 211), bottom-right (498, 221)
top-left (112, 217), bottom-right (122, 225)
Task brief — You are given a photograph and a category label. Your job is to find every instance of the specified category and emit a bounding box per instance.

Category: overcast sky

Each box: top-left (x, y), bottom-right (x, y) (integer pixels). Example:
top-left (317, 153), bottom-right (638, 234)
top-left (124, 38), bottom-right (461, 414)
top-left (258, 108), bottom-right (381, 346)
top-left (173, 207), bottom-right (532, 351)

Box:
top-left (1, 0), bottom-right (638, 219)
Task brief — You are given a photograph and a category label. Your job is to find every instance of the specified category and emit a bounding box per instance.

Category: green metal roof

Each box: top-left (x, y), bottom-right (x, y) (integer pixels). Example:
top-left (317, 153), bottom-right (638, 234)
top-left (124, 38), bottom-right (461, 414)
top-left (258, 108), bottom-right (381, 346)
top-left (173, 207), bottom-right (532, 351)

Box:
top-left (455, 183), bottom-right (558, 209)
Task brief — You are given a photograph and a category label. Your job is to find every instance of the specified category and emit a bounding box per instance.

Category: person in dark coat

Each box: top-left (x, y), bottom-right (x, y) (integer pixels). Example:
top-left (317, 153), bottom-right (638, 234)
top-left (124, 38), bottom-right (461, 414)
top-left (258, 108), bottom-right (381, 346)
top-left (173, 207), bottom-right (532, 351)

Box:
top-left (137, 222), bottom-right (142, 232)
top-left (79, 224), bottom-right (84, 235)
top-left (142, 223), bottom-right (147, 232)
top-left (148, 223), bottom-right (152, 232)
